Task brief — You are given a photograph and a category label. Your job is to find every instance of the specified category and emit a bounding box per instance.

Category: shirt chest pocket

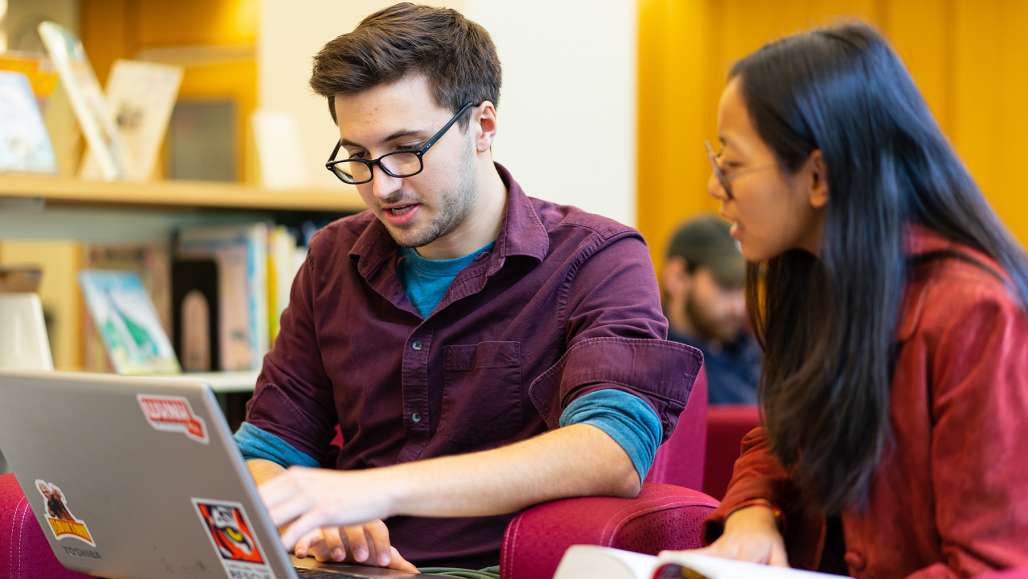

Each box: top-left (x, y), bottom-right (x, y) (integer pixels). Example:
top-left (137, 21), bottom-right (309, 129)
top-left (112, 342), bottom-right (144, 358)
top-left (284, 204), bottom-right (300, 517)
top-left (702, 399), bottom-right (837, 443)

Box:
top-left (439, 341), bottom-right (523, 450)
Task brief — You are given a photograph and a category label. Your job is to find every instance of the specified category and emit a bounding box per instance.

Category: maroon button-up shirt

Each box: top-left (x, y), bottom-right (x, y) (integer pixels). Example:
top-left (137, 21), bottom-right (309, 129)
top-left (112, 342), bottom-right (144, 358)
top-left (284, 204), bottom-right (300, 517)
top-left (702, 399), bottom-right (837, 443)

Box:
top-left (246, 164), bottom-right (701, 567)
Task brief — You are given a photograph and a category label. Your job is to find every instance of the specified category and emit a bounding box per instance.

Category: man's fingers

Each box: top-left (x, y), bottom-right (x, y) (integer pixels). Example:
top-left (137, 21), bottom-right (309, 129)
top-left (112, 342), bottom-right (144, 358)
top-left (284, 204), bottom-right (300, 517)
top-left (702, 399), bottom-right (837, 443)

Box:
top-left (343, 525), bottom-right (371, 563)
top-left (293, 529), bottom-right (323, 559)
top-left (321, 526), bottom-right (347, 563)
top-left (281, 511), bottom-right (327, 551)
top-left (387, 546), bottom-right (419, 573)
top-left (364, 520), bottom-right (392, 567)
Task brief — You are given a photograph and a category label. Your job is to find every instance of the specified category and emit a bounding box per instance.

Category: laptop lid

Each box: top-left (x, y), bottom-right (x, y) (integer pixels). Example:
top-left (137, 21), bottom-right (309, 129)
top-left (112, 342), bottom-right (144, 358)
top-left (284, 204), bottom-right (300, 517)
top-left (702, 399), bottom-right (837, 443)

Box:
top-left (0, 371), bottom-right (427, 579)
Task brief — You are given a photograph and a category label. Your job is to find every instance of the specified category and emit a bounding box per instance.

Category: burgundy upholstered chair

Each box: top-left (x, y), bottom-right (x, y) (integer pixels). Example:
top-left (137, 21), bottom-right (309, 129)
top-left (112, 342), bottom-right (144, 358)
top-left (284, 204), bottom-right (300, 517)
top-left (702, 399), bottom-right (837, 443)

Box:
top-left (702, 404), bottom-right (760, 500)
top-left (0, 472), bottom-right (87, 578)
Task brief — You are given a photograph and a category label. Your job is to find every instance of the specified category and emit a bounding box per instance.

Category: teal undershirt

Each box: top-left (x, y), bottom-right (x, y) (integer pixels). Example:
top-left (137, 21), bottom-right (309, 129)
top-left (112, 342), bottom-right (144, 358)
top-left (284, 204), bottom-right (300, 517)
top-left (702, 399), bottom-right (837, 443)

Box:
top-left (234, 241), bottom-right (663, 483)
top-left (398, 242), bottom-right (494, 318)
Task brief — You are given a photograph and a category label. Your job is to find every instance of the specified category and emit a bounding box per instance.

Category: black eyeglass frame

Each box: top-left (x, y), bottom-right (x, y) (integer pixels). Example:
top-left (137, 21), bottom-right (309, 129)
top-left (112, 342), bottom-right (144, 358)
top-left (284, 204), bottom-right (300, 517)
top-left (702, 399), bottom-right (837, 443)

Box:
top-left (325, 102), bottom-right (475, 184)
top-left (705, 139), bottom-right (734, 201)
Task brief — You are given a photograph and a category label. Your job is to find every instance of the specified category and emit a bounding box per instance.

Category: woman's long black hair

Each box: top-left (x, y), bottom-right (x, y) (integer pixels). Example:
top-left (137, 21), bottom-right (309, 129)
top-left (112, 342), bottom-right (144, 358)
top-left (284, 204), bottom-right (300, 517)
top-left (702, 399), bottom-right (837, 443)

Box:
top-left (731, 22), bottom-right (1028, 513)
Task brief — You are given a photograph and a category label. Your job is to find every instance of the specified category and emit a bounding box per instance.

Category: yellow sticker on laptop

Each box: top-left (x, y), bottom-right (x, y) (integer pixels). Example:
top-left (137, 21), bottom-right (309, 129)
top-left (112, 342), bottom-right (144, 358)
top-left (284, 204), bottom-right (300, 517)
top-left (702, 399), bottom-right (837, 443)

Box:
top-left (35, 479), bottom-right (96, 547)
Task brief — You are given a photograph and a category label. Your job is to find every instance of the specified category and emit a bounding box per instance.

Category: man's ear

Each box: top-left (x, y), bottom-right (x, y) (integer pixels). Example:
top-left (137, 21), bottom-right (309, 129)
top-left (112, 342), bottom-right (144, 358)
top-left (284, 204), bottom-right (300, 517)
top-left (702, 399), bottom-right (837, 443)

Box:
top-left (661, 256), bottom-right (690, 295)
top-left (473, 101), bottom-right (498, 152)
top-left (807, 149), bottom-right (829, 209)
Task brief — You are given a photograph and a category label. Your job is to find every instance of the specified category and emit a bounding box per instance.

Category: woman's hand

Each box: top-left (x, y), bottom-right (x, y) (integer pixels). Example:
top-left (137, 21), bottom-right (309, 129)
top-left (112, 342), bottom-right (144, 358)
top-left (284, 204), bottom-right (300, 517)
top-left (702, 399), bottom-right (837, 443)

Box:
top-left (663, 505), bottom-right (789, 567)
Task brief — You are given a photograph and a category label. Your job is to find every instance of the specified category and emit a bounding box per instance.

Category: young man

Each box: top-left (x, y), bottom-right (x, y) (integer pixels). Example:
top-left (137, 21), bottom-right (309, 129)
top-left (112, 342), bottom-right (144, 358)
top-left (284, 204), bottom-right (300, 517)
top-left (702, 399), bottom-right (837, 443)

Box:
top-left (661, 216), bottom-right (761, 405)
top-left (236, 3), bottom-right (700, 573)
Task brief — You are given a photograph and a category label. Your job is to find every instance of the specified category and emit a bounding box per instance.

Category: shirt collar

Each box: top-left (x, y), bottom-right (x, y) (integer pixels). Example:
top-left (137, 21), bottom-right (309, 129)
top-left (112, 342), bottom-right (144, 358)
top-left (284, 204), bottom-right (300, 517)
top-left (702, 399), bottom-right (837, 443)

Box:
top-left (905, 223), bottom-right (955, 258)
top-left (349, 162), bottom-right (550, 278)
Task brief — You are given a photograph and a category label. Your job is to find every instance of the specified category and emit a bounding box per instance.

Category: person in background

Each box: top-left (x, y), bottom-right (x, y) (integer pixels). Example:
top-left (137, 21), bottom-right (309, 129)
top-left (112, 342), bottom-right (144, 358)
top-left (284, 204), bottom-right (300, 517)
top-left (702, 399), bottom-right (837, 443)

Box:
top-left (675, 22), bottom-right (1028, 577)
top-left (235, 3), bottom-right (700, 577)
top-left (662, 215), bottom-right (760, 405)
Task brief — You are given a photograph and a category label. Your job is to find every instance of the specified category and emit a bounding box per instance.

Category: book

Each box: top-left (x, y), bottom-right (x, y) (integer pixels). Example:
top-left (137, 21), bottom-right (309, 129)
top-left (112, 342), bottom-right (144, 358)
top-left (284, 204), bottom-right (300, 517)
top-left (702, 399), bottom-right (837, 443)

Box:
top-left (79, 270), bottom-right (180, 375)
top-left (0, 52), bottom-right (60, 104)
top-left (0, 266), bottom-right (43, 293)
top-left (554, 546), bottom-right (844, 579)
top-left (81, 60), bottom-right (182, 181)
top-left (0, 240), bottom-right (84, 370)
top-left (176, 223), bottom-right (269, 371)
top-left (171, 258), bottom-right (221, 372)
top-left (80, 243), bottom-right (172, 372)
top-left (0, 71), bottom-right (57, 174)
top-left (266, 225), bottom-right (304, 344)
top-left (37, 21), bottom-right (127, 180)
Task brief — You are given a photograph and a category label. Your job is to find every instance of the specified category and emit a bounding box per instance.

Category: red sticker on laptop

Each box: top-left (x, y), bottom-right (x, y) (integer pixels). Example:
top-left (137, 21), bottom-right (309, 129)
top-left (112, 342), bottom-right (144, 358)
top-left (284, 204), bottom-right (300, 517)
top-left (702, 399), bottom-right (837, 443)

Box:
top-left (192, 498), bottom-right (274, 578)
top-left (137, 394), bottom-right (209, 444)
top-left (35, 479), bottom-right (96, 547)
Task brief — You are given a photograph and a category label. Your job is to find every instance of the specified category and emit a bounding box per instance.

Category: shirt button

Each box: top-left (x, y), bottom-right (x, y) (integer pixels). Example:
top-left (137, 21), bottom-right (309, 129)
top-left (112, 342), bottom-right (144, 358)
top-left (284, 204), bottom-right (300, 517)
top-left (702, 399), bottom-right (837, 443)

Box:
top-left (411, 340), bottom-right (423, 351)
top-left (411, 412), bottom-right (422, 423)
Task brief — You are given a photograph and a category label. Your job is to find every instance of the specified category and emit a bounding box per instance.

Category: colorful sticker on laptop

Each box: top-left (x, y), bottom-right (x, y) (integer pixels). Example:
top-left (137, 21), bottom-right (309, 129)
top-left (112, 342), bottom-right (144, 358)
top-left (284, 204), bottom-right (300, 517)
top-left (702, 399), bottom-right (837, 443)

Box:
top-left (192, 498), bottom-right (274, 579)
top-left (34, 480), bottom-right (96, 547)
top-left (137, 394), bottom-right (209, 444)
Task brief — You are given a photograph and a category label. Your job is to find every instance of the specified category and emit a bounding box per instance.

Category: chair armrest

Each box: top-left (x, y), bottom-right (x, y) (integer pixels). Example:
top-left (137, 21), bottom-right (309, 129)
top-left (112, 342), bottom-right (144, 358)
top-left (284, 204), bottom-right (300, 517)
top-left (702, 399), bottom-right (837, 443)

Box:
top-left (500, 483), bottom-right (718, 579)
top-left (0, 473), bottom-right (89, 578)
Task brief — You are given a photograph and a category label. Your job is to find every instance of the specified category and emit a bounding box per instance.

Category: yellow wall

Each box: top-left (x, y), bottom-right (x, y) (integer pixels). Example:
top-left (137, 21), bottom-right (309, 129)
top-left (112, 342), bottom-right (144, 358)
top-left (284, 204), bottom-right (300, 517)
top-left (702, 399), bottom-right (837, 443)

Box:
top-left (639, 0), bottom-right (1028, 274)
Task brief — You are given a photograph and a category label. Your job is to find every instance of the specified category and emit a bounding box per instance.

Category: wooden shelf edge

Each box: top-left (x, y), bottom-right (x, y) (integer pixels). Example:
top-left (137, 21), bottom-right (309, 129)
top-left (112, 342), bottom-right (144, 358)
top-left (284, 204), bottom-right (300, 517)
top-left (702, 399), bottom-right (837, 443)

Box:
top-left (0, 175), bottom-right (364, 212)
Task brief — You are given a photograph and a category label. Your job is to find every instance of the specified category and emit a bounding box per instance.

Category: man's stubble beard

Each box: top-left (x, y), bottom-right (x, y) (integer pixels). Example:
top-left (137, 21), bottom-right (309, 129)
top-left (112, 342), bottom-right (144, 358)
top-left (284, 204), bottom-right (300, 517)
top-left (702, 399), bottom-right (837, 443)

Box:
top-left (395, 139), bottom-right (478, 249)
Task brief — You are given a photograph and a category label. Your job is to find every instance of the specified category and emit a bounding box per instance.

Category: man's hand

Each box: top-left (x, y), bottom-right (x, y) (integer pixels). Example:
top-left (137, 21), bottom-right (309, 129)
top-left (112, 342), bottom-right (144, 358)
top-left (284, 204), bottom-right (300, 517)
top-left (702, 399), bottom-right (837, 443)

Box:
top-left (293, 521), bottom-right (417, 573)
top-left (663, 505), bottom-right (788, 567)
top-left (259, 466), bottom-right (396, 551)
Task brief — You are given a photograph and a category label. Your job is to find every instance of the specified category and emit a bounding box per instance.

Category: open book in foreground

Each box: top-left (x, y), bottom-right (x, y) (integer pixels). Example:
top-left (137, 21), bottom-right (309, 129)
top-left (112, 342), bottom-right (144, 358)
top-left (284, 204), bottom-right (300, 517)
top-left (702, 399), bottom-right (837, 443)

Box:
top-left (554, 546), bottom-right (844, 579)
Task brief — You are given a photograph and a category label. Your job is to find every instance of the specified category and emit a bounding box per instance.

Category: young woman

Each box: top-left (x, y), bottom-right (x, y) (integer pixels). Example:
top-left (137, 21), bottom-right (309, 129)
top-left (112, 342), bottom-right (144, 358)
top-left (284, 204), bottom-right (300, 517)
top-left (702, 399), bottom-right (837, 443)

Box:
top-left (694, 23), bottom-right (1028, 577)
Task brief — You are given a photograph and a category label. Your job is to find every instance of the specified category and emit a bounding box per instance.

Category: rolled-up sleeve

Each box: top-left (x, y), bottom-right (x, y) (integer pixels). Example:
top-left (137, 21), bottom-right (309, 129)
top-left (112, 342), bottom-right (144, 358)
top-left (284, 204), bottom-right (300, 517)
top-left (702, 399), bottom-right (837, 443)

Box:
top-left (244, 240), bottom-right (337, 465)
top-left (528, 233), bottom-right (702, 441)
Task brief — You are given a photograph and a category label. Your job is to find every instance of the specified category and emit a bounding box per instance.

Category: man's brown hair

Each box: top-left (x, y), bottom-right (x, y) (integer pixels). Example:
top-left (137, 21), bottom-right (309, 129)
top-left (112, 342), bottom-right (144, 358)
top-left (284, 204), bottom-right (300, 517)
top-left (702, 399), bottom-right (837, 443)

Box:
top-left (310, 2), bottom-right (501, 127)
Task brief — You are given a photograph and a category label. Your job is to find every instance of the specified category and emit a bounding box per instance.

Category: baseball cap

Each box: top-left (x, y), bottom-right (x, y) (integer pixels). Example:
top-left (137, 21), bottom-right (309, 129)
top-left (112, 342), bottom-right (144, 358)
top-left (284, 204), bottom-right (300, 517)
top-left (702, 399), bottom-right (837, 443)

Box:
top-left (666, 215), bottom-right (746, 288)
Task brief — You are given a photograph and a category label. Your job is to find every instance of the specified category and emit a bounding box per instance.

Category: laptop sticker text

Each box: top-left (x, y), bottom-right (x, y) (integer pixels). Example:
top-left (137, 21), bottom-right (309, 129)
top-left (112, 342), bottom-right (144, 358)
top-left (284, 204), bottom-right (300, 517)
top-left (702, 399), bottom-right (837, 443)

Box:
top-left (137, 394), bottom-right (209, 444)
top-left (35, 479), bottom-right (97, 548)
top-left (193, 498), bottom-right (274, 579)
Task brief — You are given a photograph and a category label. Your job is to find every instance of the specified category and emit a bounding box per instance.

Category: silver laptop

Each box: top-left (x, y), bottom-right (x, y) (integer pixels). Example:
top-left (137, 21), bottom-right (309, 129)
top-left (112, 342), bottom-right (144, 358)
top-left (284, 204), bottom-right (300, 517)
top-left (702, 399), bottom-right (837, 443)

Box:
top-left (0, 370), bottom-right (447, 579)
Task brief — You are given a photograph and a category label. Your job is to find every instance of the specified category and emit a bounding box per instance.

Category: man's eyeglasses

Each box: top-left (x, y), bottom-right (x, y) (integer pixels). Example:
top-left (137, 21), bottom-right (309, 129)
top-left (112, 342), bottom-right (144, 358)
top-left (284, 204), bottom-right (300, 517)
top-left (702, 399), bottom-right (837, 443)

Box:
top-left (326, 102), bottom-right (474, 185)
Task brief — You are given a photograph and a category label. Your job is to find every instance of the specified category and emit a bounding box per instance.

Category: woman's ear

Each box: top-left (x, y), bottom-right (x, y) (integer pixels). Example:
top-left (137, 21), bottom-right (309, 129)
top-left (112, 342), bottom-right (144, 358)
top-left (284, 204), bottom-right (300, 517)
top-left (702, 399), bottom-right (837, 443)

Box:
top-left (807, 149), bottom-right (829, 209)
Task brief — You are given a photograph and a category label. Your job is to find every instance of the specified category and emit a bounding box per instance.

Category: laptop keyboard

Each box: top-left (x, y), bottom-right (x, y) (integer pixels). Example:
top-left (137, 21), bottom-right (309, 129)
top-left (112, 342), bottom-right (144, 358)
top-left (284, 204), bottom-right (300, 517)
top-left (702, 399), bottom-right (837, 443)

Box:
top-left (296, 567), bottom-right (347, 575)
top-left (294, 566), bottom-right (361, 577)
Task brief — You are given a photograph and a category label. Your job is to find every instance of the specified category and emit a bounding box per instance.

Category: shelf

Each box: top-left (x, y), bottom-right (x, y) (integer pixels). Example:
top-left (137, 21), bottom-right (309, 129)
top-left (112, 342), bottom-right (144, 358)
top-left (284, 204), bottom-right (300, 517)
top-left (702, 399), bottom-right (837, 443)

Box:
top-left (0, 175), bottom-right (364, 213)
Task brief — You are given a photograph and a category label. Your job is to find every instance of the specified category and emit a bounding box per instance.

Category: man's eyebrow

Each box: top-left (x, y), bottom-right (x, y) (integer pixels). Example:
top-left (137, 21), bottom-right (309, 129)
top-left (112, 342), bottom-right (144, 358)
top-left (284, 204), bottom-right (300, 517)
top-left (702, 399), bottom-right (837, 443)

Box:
top-left (340, 129), bottom-right (427, 150)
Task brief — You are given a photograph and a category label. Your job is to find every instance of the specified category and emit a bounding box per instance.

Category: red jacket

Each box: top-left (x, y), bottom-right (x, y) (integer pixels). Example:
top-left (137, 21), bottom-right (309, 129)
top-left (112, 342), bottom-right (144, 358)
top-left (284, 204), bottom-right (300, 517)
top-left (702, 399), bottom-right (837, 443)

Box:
top-left (705, 228), bottom-right (1028, 578)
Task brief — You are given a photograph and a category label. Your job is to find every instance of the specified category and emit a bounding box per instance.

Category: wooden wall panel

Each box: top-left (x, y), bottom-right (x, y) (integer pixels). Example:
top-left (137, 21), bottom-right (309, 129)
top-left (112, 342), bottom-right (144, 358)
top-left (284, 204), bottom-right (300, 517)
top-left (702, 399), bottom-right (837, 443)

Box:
top-left (638, 0), bottom-right (1027, 275)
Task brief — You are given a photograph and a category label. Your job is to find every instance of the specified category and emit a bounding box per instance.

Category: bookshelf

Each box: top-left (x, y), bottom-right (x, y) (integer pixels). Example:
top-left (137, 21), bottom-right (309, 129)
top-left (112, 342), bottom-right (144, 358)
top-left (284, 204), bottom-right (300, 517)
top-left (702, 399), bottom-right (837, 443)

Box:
top-left (0, 177), bottom-right (362, 398)
top-left (0, 175), bottom-right (364, 212)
